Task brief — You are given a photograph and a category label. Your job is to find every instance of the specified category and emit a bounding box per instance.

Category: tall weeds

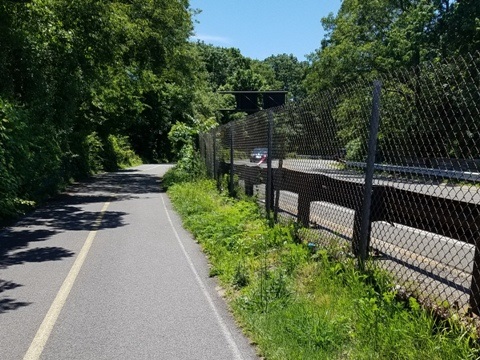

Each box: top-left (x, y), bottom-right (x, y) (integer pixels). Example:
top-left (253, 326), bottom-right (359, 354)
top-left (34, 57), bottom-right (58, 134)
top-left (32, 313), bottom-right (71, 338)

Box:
top-left (168, 179), bottom-right (479, 360)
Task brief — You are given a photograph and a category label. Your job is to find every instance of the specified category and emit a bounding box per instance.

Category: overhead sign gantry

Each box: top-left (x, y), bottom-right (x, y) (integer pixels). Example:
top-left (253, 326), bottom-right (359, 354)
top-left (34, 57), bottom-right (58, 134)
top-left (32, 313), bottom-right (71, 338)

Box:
top-left (218, 90), bottom-right (287, 115)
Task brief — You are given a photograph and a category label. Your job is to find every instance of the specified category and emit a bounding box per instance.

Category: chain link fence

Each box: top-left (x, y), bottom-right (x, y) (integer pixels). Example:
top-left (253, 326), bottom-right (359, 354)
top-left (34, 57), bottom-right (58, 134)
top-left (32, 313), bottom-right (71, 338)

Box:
top-left (199, 52), bottom-right (480, 317)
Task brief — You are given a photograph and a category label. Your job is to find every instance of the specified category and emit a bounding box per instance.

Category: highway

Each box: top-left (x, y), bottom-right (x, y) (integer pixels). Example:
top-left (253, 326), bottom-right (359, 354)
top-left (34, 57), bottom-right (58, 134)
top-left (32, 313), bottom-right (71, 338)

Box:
top-left (236, 158), bottom-right (477, 310)
top-left (239, 158), bottom-right (480, 203)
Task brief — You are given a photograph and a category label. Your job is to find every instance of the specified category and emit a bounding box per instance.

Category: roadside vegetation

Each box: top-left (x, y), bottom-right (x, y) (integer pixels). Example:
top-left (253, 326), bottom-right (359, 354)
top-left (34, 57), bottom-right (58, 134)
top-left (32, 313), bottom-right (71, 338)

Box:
top-left (167, 175), bottom-right (479, 359)
top-left (1, 0), bottom-right (477, 353)
top-left (2, 1), bottom-right (478, 222)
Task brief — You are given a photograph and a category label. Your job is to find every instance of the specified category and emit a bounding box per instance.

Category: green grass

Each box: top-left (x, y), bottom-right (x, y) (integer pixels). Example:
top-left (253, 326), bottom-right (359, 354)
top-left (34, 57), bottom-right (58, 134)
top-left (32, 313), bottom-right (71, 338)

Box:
top-left (167, 179), bottom-right (479, 360)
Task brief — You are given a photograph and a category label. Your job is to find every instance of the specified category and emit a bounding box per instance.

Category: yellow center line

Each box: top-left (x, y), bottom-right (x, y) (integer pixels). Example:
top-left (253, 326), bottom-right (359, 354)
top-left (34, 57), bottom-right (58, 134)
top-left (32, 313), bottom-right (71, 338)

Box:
top-left (23, 201), bottom-right (111, 360)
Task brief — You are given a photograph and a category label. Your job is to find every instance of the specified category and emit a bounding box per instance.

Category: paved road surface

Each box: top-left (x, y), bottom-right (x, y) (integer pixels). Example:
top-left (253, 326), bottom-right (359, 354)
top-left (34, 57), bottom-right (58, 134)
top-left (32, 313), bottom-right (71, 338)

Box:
top-left (0, 165), bottom-right (258, 360)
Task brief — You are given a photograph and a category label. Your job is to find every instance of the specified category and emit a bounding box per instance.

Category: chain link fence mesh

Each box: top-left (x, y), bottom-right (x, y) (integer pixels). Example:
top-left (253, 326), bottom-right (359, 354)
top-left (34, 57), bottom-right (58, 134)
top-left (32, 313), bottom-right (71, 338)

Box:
top-left (199, 52), bottom-right (480, 317)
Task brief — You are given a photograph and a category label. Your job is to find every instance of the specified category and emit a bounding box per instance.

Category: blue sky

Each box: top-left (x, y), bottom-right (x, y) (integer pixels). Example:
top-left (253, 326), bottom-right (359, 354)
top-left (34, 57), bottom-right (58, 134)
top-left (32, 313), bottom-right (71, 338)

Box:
top-left (189, 0), bottom-right (342, 61)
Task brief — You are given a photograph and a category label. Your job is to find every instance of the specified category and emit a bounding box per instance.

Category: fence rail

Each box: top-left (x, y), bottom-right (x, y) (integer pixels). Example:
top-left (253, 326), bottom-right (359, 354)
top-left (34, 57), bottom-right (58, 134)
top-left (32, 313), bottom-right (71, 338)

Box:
top-left (200, 52), bottom-right (480, 317)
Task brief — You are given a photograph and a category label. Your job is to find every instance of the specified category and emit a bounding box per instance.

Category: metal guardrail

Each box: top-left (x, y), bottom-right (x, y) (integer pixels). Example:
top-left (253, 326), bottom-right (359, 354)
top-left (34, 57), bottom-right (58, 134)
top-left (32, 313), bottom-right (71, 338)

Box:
top-left (346, 161), bottom-right (480, 182)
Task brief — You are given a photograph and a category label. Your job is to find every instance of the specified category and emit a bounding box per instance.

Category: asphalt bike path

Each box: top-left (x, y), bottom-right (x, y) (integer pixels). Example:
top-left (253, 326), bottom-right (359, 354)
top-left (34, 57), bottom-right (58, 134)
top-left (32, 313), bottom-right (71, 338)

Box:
top-left (0, 165), bottom-right (258, 360)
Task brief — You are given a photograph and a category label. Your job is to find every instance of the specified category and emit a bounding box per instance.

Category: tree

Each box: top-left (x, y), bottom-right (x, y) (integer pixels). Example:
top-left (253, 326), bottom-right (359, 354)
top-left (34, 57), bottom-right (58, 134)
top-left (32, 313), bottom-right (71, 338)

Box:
top-left (195, 42), bottom-right (250, 90)
top-left (0, 0), bottom-right (198, 219)
top-left (304, 0), bottom-right (404, 93)
top-left (263, 54), bottom-right (308, 100)
top-left (251, 60), bottom-right (282, 91)
top-left (440, 0), bottom-right (480, 55)
top-left (305, 0), bottom-right (480, 95)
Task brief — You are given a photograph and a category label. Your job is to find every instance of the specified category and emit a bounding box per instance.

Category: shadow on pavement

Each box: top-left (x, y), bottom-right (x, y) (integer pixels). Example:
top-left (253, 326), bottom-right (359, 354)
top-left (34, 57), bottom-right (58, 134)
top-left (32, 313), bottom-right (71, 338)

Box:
top-left (0, 170), bottom-right (162, 269)
top-left (0, 247), bottom-right (74, 269)
top-left (21, 205), bottom-right (127, 232)
top-left (67, 171), bottom-right (163, 196)
top-left (0, 280), bottom-right (30, 314)
top-left (0, 169), bottom-right (164, 314)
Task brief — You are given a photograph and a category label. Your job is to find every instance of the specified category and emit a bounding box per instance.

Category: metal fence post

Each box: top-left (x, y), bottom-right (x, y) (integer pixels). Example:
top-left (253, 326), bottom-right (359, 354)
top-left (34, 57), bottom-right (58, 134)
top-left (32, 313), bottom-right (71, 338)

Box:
top-left (266, 111), bottom-right (274, 218)
top-left (470, 248), bottom-right (480, 315)
top-left (229, 125), bottom-right (235, 196)
top-left (203, 133), bottom-right (208, 175)
top-left (355, 80), bottom-right (382, 267)
top-left (212, 129), bottom-right (217, 183)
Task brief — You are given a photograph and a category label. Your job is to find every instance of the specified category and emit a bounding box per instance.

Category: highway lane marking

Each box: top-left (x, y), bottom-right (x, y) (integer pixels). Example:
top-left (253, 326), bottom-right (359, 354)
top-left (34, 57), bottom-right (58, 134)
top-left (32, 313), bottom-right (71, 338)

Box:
top-left (23, 202), bottom-right (111, 360)
top-left (161, 194), bottom-right (244, 360)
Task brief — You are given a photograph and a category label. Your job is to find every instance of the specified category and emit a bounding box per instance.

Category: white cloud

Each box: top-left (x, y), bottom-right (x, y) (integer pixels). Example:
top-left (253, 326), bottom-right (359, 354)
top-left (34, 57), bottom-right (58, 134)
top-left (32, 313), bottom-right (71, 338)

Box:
top-left (190, 34), bottom-right (231, 44)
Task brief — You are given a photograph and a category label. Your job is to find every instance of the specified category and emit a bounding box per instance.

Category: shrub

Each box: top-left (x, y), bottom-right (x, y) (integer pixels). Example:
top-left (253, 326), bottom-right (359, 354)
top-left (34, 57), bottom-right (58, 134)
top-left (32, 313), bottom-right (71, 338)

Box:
top-left (84, 132), bottom-right (105, 174)
top-left (162, 145), bottom-right (206, 189)
top-left (103, 134), bottom-right (142, 171)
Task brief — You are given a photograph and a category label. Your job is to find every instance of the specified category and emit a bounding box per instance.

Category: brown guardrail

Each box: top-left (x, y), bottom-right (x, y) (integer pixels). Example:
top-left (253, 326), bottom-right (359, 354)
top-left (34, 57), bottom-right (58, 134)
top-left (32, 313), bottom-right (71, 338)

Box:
top-left (226, 162), bottom-right (480, 314)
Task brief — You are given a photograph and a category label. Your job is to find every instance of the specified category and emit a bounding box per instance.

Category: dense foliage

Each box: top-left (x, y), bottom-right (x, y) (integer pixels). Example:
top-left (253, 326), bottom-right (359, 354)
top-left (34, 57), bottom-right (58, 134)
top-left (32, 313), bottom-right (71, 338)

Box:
top-left (302, 0), bottom-right (480, 162)
top-left (2, 0), bottom-right (478, 219)
top-left (0, 0), bottom-right (198, 219)
top-left (0, 0), bottom-right (309, 220)
top-left (304, 0), bottom-right (480, 92)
